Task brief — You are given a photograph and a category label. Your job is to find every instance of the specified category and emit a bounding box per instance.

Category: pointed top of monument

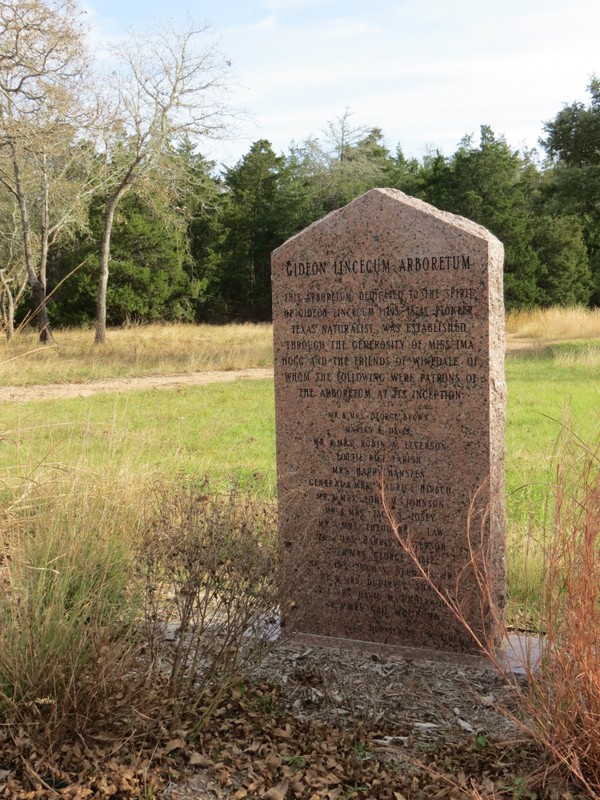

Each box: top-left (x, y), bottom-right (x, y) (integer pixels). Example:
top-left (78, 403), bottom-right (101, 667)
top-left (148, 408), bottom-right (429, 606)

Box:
top-left (274, 188), bottom-right (503, 258)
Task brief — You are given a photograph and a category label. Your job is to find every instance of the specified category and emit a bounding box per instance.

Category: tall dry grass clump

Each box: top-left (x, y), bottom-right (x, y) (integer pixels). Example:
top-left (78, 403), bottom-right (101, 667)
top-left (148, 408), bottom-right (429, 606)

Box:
top-left (0, 477), bottom-right (142, 738)
top-left (525, 435), bottom-right (600, 795)
top-left (0, 322), bottom-right (274, 385)
top-left (506, 306), bottom-right (600, 340)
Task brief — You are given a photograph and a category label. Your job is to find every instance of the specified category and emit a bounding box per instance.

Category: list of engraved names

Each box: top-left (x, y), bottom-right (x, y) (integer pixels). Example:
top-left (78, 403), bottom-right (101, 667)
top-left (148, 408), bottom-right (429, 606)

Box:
top-left (275, 252), bottom-right (488, 649)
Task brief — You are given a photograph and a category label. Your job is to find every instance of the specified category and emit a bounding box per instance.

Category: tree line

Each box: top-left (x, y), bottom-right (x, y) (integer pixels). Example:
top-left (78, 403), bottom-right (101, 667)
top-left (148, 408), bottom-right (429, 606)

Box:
top-left (1, 1), bottom-right (599, 342)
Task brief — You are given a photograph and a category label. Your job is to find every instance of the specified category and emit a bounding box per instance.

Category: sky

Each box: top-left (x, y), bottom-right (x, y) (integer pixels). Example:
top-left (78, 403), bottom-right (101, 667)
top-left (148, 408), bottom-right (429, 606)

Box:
top-left (79, 0), bottom-right (599, 169)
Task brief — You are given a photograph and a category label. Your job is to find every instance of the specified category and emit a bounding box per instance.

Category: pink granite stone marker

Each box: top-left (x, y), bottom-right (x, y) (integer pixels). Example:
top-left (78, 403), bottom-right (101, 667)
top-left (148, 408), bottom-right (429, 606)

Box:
top-left (272, 189), bottom-right (505, 654)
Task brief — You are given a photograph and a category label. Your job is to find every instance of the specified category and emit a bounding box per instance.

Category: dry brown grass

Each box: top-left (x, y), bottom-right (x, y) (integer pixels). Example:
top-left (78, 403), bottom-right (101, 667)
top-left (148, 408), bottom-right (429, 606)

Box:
top-left (1, 322), bottom-right (274, 385)
top-left (492, 433), bottom-right (600, 798)
top-left (383, 430), bottom-right (600, 798)
top-left (506, 306), bottom-right (600, 341)
top-left (525, 434), bottom-right (600, 797)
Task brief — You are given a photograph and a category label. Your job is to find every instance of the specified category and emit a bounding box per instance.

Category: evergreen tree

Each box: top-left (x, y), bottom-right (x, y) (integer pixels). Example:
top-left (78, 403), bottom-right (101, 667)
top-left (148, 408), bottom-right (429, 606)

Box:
top-left (417, 128), bottom-right (541, 308)
top-left (219, 140), bottom-right (289, 320)
top-left (541, 79), bottom-right (600, 304)
top-left (389, 146), bottom-right (428, 197)
top-left (533, 215), bottom-right (592, 306)
top-left (50, 191), bottom-right (197, 326)
top-left (174, 142), bottom-right (229, 321)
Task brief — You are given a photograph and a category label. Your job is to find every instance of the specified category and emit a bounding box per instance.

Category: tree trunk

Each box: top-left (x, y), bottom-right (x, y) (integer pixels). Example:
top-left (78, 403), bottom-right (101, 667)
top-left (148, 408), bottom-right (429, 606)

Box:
top-left (11, 143), bottom-right (53, 343)
top-left (32, 277), bottom-right (52, 342)
top-left (95, 186), bottom-right (129, 345)
top-left (0, 271), bottom-right (15, 340)
top-left (95, 195), bottom-right (117, 345)
top-left (37, 154), bottom-right (52, 343)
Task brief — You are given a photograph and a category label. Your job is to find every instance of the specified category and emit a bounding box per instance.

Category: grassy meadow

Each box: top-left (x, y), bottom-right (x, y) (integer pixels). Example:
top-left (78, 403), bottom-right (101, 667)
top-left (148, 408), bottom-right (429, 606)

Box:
top-left (2, 308), bottom-right (600, 624)
top-left (1, 379), bottom-right (277, 497)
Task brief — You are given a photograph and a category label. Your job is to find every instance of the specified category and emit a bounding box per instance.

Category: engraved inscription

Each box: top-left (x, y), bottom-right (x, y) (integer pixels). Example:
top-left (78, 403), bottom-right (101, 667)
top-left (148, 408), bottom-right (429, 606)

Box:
top-left (272, 189), bottom-right (505, 654)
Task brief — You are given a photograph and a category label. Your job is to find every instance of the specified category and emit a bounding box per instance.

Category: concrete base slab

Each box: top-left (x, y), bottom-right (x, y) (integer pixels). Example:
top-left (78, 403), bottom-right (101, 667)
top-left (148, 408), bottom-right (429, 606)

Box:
top-left (287, 631), bottom-right (545, 676)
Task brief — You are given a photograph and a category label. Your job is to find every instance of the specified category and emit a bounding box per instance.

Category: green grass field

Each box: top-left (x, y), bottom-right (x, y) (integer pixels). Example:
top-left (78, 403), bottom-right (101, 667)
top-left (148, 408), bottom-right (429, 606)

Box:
top-left (506, 346), bottom-right (600, 521)
top-left (504, 345), bottom-right (600, 620)
top-left (1, 379), bottom-right (277, 497)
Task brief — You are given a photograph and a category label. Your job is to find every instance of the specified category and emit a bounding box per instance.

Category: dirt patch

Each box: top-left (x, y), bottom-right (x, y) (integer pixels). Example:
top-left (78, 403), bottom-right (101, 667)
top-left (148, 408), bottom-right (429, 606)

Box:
top-left (505, 333), bottom-right (563, 355)
top-left (0, 638), bottom-right (555, 799)
top-left (1, 368), bottom-right (274, 402)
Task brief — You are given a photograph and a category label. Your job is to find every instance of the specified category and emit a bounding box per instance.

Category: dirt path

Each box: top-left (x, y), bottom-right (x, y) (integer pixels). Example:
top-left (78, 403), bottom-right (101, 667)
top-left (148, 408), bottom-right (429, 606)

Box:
top-left (0, 336), bottom-right (555, 403)
top-left (1, 368), bottom-right (274, 402)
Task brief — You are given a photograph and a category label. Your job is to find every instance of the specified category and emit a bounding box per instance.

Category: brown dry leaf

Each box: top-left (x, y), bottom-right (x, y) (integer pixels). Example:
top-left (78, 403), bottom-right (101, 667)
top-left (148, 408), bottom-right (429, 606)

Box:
top-left (265, 753), bottom-right (282, 770)
top-left (164, 738), bottom-right (185, 755)
top-left (265, 781), bottom-right (289, 800)
top-left (272, 726), bottom-right (293, 739)
top-left (289, 777), bottom-right (305, 795)
top-left (188, 752), bottom-right (212, 767)
top-left (73, 787), bottom-right (94, 799)
top-left (394, 793), bottom-right (407, 800)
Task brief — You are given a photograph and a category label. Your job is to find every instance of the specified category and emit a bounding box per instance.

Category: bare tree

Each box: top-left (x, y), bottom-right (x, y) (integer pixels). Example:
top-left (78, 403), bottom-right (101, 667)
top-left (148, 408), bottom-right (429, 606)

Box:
top-left (295, 109), bottom-right (392, 213)
top-left (0, 199), bottom-right (27, 339)
top-left (0, 0), bottom-right (94, 343)
top-left (94, 22), bottom-right (234, 344)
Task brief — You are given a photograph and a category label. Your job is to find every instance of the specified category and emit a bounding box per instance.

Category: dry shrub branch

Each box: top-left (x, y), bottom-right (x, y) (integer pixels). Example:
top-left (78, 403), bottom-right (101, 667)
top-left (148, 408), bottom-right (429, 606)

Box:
top-left (137, 481), bottom-right (281, 734)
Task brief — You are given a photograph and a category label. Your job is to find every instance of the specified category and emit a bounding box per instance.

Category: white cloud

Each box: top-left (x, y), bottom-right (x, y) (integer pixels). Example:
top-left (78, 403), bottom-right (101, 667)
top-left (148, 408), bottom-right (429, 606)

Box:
top-left (79, 0), bottom-right (600, 167)
top-left (313, 18), bottom-right (381, 39)
top-left (264, 0), bottom-right (334, 10)
top-left (80, 1), bottom-right (127, 55)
